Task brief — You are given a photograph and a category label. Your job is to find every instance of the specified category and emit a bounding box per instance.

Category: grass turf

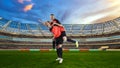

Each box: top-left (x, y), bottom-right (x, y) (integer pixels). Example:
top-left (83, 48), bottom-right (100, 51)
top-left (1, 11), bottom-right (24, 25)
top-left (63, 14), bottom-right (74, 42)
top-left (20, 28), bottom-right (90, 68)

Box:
top-left (0, 51), bottom-right (120, 68)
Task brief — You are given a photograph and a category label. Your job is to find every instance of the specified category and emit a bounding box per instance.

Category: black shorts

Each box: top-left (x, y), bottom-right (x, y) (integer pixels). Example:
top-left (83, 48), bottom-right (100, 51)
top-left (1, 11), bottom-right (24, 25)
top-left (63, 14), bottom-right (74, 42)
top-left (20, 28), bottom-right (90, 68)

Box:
top-left (55, 35), bottom-right (63, 46)
top-left (61, 31), bottom-right (66, 37)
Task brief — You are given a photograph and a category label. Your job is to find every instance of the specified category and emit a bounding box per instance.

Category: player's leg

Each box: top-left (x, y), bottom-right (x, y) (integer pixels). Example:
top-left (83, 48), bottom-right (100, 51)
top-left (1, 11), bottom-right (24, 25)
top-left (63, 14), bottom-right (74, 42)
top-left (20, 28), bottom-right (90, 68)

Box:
top-left (56, 44), bottom-right (63, 63)
top-left (55, 36), bottom-right (64, 63)
top-left (56, 38), bottom-right (61, 61)
top-left (52, 39), bottom-right (56, 49)
top-left (67, 38), bottom-right (79, 48)
top-left (61, 31), bottom-right (79, 48)
top-left (56, 45), bottom-right (61, 61)
top-left (63, 36), bottom-right (67, 42)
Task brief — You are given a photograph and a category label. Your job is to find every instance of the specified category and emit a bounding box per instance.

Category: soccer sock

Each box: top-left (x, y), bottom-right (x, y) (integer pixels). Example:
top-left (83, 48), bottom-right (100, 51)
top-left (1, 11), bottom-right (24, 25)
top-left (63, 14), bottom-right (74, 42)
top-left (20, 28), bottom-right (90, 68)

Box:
top-left (67, 38), bottom-right (76, 43)
top-left (52, 40), bottom-right (56, 49)
top-left (58, 48), bottom-right (63, 58)
top-left (57, 49), bottom-right (60, 57)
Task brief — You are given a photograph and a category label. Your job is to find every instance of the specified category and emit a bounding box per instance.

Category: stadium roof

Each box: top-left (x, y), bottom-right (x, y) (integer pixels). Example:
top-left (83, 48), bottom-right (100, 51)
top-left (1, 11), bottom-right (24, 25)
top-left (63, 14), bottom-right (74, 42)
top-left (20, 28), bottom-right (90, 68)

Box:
top-left (0, 16), bottom-right (120, 37)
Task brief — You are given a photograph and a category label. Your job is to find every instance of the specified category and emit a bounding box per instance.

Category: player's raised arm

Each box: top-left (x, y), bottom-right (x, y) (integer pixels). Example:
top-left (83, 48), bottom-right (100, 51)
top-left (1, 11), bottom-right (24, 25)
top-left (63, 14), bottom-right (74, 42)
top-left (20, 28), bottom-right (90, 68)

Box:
top-left (38, 19), bottom-right (45, 25)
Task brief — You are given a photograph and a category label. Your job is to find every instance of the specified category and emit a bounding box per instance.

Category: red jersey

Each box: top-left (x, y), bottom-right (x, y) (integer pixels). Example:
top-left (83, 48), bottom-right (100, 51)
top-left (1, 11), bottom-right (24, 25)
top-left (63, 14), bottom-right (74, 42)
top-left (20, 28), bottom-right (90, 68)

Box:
top-left (51, 26), bottom-right (61, 38)
top-left (59, 26), bottom-right (65, 32)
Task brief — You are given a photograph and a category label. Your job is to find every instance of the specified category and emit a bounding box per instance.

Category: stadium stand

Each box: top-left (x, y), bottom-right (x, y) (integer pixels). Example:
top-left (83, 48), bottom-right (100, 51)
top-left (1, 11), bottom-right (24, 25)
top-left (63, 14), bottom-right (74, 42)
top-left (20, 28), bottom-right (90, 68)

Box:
top-left (0, 16), bottom-right (120, 49)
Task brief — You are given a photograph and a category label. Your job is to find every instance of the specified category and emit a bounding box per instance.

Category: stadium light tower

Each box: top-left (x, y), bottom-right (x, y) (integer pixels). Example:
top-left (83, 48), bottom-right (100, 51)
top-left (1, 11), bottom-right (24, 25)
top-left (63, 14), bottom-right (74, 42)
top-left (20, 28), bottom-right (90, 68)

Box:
top-left (2, 20), bottom-right (12, 31)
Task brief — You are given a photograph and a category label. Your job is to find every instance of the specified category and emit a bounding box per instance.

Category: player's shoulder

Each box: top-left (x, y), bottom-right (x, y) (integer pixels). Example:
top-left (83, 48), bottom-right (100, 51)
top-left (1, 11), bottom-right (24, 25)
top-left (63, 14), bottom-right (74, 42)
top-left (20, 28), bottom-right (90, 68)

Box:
top-left (54, 19), bottom-right (61, 24)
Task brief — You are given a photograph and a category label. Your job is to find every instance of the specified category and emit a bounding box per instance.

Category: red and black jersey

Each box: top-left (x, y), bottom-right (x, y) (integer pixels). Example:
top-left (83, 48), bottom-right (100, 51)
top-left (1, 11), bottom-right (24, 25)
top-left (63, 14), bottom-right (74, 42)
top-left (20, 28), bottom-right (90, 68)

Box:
top-left (51, 19), bottom-right (65, 31)
top-left (49, 19), bottom-right (61, 31)
top-left (50, 19), bottom-right (66, 38)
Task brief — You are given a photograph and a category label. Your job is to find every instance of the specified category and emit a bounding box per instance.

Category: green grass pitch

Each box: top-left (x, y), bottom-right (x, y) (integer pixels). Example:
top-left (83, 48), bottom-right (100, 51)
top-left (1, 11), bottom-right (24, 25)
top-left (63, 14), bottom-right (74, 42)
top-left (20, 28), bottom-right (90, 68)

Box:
top-left (0, 51), bottom-right (120, 68)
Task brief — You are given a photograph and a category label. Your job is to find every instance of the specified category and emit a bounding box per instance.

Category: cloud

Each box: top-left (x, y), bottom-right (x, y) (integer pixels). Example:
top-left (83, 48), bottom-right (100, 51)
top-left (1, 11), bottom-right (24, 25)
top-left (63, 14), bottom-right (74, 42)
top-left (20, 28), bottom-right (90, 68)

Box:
top-left (92, 0), bottom-right (120, 23)
top-left (18, 0), bottom-right (31, 4)
top-left (23, 4), bottom-right (33, 12)
top-left (63, 0), bottom-right (120, 24)
top-left (0, 0), bottom-right (120, 24)
top-left (18, 0), bottom-right (24, 4)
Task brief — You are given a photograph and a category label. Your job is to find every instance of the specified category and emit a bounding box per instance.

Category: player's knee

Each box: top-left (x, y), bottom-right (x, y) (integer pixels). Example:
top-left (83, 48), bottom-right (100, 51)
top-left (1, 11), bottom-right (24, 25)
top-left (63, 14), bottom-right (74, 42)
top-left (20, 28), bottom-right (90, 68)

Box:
top-left (63, 36), bottom-right (67, 42)
top-left (57, 44), bottom-right (62, 48)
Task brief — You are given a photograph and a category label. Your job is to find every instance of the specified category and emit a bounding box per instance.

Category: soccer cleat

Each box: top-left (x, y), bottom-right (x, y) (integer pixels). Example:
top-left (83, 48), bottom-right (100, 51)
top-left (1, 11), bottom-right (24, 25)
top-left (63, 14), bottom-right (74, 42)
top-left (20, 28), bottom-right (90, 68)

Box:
top-left (56, 58), bottom-right (61, 61)
top-left (59, 58), bottom-right (63, 63)
top-left (75, 41), bottom-right (79, 48)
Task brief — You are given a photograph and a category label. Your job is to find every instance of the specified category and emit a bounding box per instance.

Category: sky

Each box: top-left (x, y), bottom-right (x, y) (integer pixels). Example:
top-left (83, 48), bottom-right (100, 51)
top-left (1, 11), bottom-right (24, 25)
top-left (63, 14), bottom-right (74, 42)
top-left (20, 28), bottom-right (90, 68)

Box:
top-left (0, 0), bottom-right (120, 24)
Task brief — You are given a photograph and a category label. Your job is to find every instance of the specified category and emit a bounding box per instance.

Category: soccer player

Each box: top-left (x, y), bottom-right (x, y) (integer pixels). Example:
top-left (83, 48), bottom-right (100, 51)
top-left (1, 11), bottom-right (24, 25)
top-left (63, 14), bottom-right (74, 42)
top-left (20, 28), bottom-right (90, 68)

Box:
top-left (44, 21), bottom-right (64, 63)
top-left (49, 14), bottom-right (62, 49)
top-left (49, 14), bottom-right (79, 48)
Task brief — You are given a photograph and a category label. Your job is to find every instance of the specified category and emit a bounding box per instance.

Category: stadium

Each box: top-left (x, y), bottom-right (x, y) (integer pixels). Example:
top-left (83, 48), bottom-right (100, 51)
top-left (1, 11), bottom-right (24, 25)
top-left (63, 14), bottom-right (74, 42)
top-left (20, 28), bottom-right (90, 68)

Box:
top-left (0, 0), bottom-right (120, 68)
top-left (0, 16), bottom-right (120, 50)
